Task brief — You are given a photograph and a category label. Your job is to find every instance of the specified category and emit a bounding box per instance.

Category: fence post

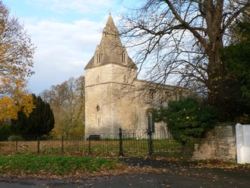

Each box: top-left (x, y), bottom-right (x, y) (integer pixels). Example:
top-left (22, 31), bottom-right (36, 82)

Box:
top-left (119, 127), bottom-right (124, 156)
top-left (148, 129), bottom-right (153, 156)
top-left (88, 136), bottom-right (92, 155)
top-left (62, 135), bottom-right (64, 154)
top-left (15, 137), bottom-right (18, 152)
top-left (37, 135), bottom-right (40, 154)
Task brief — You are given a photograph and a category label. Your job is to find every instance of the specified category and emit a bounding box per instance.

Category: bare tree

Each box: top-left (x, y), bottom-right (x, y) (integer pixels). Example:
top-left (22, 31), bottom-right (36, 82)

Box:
top-left (40, 76), bottom-right (85, 138)
top-left (228, 8), bottom-right (250, 44)
top-left (119, 0), bottom-right (250, 120)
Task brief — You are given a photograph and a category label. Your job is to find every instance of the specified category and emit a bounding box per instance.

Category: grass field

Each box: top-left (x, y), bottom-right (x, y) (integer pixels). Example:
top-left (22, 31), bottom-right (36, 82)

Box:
top-left (0, 154), bottom-right (125, 176)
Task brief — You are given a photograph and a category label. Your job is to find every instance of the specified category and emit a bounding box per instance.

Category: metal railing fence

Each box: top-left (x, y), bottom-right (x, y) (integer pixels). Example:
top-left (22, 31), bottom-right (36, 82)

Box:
top-left (0, 128), bottom-right (185, 158)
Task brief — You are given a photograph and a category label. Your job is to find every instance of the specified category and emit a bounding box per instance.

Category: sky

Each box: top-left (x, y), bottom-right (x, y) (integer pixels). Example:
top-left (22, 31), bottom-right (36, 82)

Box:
top-left (4, 0), bottom-right (137, 95)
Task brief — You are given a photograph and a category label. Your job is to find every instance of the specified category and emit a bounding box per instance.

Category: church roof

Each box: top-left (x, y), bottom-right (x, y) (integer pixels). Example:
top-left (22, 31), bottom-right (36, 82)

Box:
top-left (84, 14), bottom-right (137, 70)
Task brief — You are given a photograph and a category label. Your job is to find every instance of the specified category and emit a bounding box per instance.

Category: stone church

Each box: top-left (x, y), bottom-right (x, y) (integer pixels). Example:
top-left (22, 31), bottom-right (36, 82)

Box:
top-left (84, 14), bottom-right (188, 138)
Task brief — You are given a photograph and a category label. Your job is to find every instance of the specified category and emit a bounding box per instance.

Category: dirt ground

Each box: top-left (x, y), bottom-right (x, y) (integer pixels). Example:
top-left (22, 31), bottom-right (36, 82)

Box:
top-left (0, 158), bottom-right (249, 188)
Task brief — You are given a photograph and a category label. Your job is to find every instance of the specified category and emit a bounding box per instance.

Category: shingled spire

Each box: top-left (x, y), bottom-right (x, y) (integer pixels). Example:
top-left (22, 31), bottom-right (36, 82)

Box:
top-left (84, 14), bottom-right (137, 70)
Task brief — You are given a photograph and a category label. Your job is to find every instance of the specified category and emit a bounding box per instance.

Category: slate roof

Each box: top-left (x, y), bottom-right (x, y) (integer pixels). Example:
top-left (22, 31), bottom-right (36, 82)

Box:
top-left (84, 14), bottom-right (137, 70)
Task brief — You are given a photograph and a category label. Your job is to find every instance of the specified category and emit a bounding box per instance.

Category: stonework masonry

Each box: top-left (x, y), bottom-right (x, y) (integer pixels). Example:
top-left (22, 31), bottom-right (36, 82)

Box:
top-left (192, 125), bottom-right (236, 162)
top-left (84, 14), bottom-right (188, 138)
top-left (84, 14), bottom-right (237, 162)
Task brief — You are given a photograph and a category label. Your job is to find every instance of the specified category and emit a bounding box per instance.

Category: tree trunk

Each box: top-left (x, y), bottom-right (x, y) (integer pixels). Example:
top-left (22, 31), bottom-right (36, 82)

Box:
top-left (206, 36), bottom-right (231, 121)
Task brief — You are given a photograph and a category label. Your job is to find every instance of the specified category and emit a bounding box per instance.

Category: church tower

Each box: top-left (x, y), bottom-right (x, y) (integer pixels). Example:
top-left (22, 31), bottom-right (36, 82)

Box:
top-left (84, 14), bottom-right (138, 137)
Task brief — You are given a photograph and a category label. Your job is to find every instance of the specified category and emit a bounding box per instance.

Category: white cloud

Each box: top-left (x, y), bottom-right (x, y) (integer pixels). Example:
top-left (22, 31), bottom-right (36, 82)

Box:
top-left (23, 18), bottom-right (105, 94)
top-left (25, 0), bottom-right (115, 14)
top-left (13, 0), bottom-right (133, 94)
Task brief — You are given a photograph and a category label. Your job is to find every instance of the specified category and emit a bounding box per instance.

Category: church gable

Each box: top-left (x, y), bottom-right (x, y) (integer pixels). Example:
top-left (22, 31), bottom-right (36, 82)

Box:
top-left (84, 14), bottom-right (137, 70)
top-left (84, 14), bottom-right (188, 139)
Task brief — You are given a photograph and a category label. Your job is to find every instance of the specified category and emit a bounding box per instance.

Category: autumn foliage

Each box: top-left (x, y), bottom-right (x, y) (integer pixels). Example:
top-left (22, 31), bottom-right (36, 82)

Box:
top-left (0, 1), bottom-right (35, 120)
top-left (40, 76), bottom-right (85, 138)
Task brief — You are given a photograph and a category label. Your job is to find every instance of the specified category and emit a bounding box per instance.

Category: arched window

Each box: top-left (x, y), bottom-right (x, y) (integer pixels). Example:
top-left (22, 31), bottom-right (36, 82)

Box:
top-left (149, 89), bottom-right (155, 100)
top-left (96, 105), bottom-right (100, 127)
top-left (165, 91), bottom-right (170, 101)
top-left (146, 110), bottom-right (155, 133)
top-left (96, 105), bottom-right (100, 111)
top-left (96, 52), bottom-right (101, 63)
top-left (122, 51), bottom-right (126, 64)
top-left (178, 91), bottom-right (182, 99)
top-left (123, 75), bottom-right (127, 83)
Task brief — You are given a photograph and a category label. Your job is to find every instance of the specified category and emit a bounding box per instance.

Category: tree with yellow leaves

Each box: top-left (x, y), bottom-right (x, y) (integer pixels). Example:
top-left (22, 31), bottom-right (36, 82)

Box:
top-left (0, 1), bottom-right (35, 120)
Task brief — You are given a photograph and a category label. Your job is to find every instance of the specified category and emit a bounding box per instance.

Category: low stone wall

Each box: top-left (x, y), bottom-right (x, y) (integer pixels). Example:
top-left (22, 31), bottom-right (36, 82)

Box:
top-left (192, 125), bottom-right (236, 162)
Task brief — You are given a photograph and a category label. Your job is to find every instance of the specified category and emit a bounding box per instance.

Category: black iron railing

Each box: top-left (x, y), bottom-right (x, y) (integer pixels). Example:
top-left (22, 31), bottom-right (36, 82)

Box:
top-left (0, 128), bottom-right (184, 158)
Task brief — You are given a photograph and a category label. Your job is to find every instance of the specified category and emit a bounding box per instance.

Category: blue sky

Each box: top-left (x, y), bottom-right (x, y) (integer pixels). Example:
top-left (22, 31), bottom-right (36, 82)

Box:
top-left (4, 0), bottom-right (137, 95)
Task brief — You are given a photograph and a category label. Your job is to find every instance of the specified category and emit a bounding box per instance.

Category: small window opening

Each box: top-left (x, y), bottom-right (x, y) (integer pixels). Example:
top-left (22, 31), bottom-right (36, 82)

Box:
top-left (149, 90), bottom-right (154, 99)
top-left (178, 91), bottom-right (182, 98)
top-left (147, 111), bottom-right (155, 133)
top-left (96, 52), bottom-right (101, 63)
top-left (96, 105), bottom-right (100, 111)
top-left (122, 52), bottom-right (126, 64)
top-left (124, 75), bottom-right (127, 83)
top-left (174, 92), bottom-right (178, 101)
top-left (165, 91), bottom-right (170, 100)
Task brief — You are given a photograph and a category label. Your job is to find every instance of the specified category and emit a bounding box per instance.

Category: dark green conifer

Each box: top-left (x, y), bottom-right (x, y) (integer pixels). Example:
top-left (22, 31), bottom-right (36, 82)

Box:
top-left (11, 94), bottom-right (54, 138)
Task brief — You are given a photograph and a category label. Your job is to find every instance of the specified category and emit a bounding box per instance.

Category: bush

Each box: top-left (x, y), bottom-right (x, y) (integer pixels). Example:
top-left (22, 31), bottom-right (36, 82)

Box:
top-left (152, 97), bottom-right (218, 145)
top-left (8, 135), bottom-right (23, 141)
top-left (0, 124), bottom-right (11, 141)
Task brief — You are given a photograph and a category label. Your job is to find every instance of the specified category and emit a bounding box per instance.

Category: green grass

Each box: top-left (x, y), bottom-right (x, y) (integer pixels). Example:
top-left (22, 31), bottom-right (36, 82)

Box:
top-left (0, 154), bottom-right (124, 176)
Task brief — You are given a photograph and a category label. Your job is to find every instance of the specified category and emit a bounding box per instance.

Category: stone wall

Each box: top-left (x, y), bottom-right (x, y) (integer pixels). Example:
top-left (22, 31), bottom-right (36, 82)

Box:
top-left (85, 64), bottom-right (138, 137)
top-left (192, 125), bottom-right (236, 162)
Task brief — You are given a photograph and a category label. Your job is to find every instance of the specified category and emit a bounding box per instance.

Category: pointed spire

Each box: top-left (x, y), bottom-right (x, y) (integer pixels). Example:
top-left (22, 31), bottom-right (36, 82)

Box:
top-left (106, 13), bottom-right (116, 29)
top-left (84, 14), bottom-right (137, 70)
top-left (102, 13), bottom-right (119, 39)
